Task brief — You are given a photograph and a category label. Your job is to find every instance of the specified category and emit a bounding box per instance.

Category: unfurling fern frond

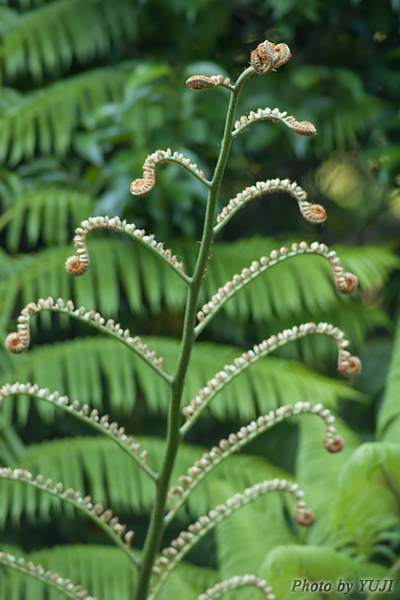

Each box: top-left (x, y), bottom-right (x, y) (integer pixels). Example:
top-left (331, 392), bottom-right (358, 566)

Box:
top-left (65, 215), bottom-right (188, 282)
top-left (0, 467), bottom-right (137, 563)
top-left (5, 297), bottom-right (167, 379)
top-left (130, 148), bottom-right (210, 196)
top-left (151, 479), bottom-right (313, 599)
top-left (167, 401), bottom-right (343, 522)
top-left (215, 179), bottom-right (326, 234)
top-left (0, 383), bottom-right (155, 478)
top-left (184, 322), bottom-right (361, 429)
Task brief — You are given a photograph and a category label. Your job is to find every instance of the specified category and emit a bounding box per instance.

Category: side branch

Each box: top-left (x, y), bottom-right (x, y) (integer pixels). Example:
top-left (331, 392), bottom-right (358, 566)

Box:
top-left (214, 179), bottom-right (326, 234)
top-left (198, 575), bottom-right (274, 600)
top-left (65, 215), bottom-right (189, 284)
top-left (0, 550), bottom-right (97, 600)
top-left (183, 322), bottom-right (361, 432)
top-left (186, 74), bottom-right (234, 92)
top-left (130, 148), bottom-right (211, 196)
top-left (232, 107), bottom-right (316, 138)
top-left (149, 479), bottom-right (313, 599)
top-left (195, 241), bottom-right (358, 336)
top-left (0, 467), bottom-right (138, 565)
top-left (4, 297), bottom-right (170, 383)
top-left (0, 383), bottom-right (156, 480)
top-left (167, 401), bottom-right (342, 523)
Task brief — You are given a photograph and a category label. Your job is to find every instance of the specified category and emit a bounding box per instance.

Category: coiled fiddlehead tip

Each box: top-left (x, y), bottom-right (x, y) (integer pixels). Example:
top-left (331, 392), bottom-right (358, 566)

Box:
top-left (250, 40), bottom-right (291, 74)
top-left (295, 508), bottom-right (315, 527)
top-left (65, 255), bottom-right (88, 276)
top-left (338, 355), bottom-right (362, 377)
top-left (5, 332), bottom-right (25, 354)
top-left (300, 202), bottom-right (327, 224)
top-left (324, 435), bottom-right (344, 453)
top-left (341, 272), bottom-right (358, 294)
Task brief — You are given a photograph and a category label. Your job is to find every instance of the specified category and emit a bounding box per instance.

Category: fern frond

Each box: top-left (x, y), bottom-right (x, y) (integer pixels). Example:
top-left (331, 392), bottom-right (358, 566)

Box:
top-left (0, 436), bottom-right (157, 524)
top-left (377, 319), bottom-right (400, 441)
top-left (151, 479), bottom-right (313, 599)
top-left (330, 442), bottom-right (400, 559)
top-left (0, 382), bottom-right (155, 478)
top-left (186, 74), bottom-right (234, 91)
top-left (0, 65), bottom-right (129, 164)
top-left (0, 544), bottom-right (135, 600)
top-left (196, 242), bottom-right (357, 334)
top-left (2, 185), bottom-right (95, 251)
top-left (232, 107), bottom-right (316, 138)
top-left (5, 297), bottom-right (168, 380)
top-left (167, 401), bottom-right (342, 523)
top-left (0, 466), bottom-right (137, 563)
top-left (260, 545), bottom-right (387, 600)
top-left (2, 0), bottom-right (135, 81)
top-left (214, 179), bottom-right (326, 234)
top-left (130, 148), bottom-right (210, 196)
top-left (0, 549), bottom-right (97, 600)
top-left (66, 215), bottom-right (189, 283)
top-left (184, 322), bottom-right (360, 429)
top-left (2, 335), bottom-right (362, 426)
top-left (198, 575), bottom-right (274, 600)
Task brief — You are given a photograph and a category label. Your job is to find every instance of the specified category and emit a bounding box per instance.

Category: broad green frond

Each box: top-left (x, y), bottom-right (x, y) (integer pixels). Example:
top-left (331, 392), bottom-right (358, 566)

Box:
top-left (0, 544), bottom-right (135, 600)
top-left (260, 545), bottom-right (387, 600)
top-left (377, 318), bottom-right (400, 442)
top-left (2, 0), bottom-right (136, 81)
top-left (330, 442), bottom-right (400, 560)
top-left (0, 65), bottom-right (130, 164)
top-left (3, 185), bottom-right (95, 251)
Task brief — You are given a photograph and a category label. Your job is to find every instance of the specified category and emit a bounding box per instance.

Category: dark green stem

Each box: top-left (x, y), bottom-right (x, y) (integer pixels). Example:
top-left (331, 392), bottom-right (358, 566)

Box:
top-left (132, 66), bottom-right (254, 600)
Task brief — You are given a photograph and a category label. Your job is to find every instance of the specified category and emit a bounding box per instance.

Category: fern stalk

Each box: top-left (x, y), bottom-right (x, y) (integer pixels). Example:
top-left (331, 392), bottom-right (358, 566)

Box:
top-left (132, 66), bottom-right (255, 600)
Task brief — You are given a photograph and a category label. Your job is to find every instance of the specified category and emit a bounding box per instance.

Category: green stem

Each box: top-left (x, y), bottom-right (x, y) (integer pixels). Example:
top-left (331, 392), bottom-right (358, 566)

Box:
top-left (132, 66), bottom-right (255, 600)
top-left (365, 555), bottom-right (400, 600)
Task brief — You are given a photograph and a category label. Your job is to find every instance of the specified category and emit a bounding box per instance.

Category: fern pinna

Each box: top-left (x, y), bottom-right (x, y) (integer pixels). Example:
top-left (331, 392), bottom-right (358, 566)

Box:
top-left (2, 40), bottom-right (364, 600)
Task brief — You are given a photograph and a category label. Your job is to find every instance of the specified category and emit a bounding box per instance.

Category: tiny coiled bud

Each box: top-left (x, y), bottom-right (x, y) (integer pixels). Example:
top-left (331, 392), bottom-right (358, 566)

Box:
top-left (65, 255), bottom-right (89, 276)
top-left (5, 332), bottom-right (25, 354)
top-left (324, 435), bottom-right (344, 453)
top-left (250, 40), bottom-right (291, 74)
top-left (186, 75), bottom-right (215, 90)
top-left (295, 509), bottom-right (315, 527)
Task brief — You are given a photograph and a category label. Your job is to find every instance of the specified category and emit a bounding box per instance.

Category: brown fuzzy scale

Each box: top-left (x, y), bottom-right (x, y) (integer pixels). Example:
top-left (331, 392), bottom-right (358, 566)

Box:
top-left (250, 40), bottom-right (291, 74)
top-left (338, 356), bottom-right (362, 376)
top-left (186, 75), bottom-right (215, 90)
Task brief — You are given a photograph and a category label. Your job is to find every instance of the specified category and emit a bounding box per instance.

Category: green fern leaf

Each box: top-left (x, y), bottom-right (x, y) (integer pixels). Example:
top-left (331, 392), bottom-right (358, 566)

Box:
top-left (260, 545), bottom-right (387, 600)
top-left (377, 318), bottom-right (400, 442)
top-left (0, 66), bottom-right (129, 164)
top-left (330, 442), bottom-right (400, 560)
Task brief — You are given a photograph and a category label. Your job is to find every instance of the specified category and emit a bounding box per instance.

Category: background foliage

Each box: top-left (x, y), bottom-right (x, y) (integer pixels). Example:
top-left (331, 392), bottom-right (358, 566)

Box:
top-left (0, 0), bottom-right (399, 598)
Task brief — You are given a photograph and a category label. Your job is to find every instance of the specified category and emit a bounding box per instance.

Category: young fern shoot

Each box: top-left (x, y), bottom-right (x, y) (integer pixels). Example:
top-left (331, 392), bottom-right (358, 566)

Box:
top-left (2, 39), bottom-right (360, 600)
